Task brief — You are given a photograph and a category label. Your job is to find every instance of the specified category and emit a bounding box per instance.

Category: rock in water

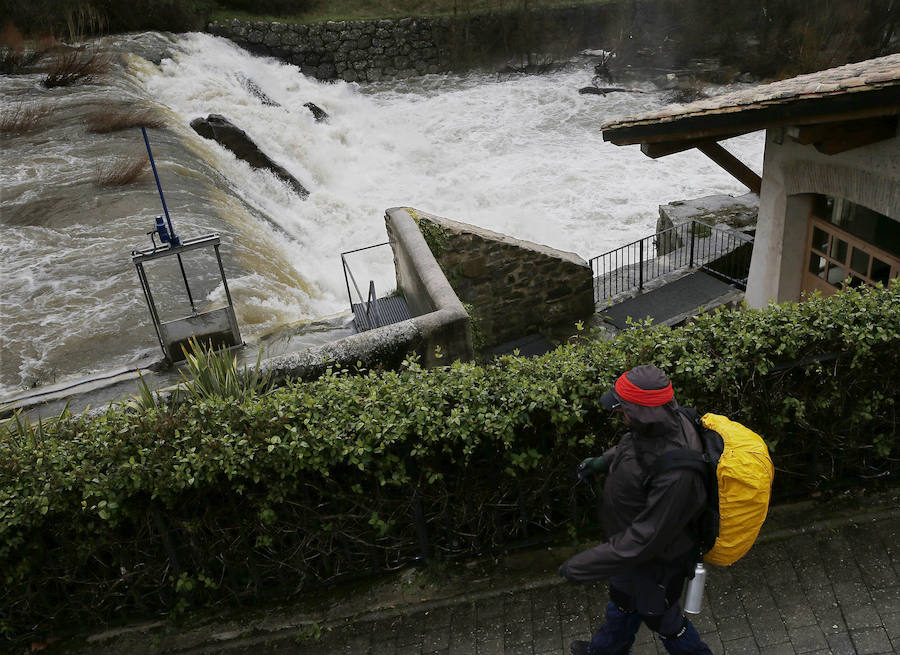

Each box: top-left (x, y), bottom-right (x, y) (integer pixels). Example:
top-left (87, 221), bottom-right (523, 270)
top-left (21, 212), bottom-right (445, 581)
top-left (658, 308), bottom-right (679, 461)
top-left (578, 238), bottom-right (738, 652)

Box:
top-left (189, 114), bottom-right (309, 198)
top-left (303, 102), bottom-right (328, 122)
top-left (236, 74), bottom-right (281, 107)
top-left (578, 86), bottom-right (648, 96)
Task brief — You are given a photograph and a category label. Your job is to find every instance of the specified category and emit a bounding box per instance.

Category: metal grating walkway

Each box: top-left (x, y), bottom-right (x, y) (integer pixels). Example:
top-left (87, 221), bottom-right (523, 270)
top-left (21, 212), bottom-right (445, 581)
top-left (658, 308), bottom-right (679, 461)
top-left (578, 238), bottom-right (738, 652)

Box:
top-left (600, 271), bottom-right (736, 330)
top-left (351, 295), bottom-right (412, 332)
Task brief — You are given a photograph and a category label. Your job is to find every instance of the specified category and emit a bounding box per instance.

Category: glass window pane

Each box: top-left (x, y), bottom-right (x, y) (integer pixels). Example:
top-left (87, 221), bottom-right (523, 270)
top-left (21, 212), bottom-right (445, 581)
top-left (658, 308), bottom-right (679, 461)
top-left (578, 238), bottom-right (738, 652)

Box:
top-left (809, 253), bottom-right (826, 278)
top-left (826, 264), bottom-right (845, 286)
top-left (829, 237), bottom-right (848, 263)
top-left (872, 257), bottom-right (891, 285)
top-left (847, 276), bottom-right (868, 289)
top-left (811, 227), bottom-right (829, 254)
top-left (850, 248), bottom-right (870, 276)
top-left (812, 195), bottom-right (834, 220)
top-left (826, 196), bottom-right (900, 258)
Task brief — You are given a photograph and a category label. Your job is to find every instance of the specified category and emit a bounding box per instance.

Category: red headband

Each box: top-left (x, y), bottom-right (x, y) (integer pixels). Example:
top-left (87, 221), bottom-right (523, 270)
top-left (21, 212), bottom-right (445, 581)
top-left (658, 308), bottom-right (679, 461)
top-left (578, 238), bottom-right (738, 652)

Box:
top-left (614, 371), bottom-right (674, 406)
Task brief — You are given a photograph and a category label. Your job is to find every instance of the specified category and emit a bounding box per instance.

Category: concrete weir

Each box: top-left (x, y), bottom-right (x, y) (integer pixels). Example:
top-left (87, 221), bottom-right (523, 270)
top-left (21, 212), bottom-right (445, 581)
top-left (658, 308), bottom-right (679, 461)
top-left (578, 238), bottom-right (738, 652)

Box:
top-left (0, 207), bottom-right (475, 420)
top-left (2, 206), bottom-right (607, 420)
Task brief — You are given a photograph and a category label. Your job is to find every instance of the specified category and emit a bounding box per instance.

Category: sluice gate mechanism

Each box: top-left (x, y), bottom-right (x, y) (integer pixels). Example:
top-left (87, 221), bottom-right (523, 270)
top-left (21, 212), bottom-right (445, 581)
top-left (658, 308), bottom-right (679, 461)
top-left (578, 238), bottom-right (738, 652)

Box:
top-left (132, 127), bottom-right (242, 363)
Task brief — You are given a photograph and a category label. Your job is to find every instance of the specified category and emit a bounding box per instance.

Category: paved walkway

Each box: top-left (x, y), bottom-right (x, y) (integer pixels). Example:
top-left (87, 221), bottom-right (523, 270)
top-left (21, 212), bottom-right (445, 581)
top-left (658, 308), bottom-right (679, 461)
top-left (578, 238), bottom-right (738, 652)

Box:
top-left (74, 493), bottom-right (900, 655)
top-left (219, 515), bottom-right (900, 655)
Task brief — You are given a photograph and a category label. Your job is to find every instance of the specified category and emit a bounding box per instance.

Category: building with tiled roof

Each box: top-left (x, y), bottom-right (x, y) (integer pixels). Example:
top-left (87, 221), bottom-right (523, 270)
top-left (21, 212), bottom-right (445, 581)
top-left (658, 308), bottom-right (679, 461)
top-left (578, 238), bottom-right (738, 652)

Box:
top-left (601, 54), bottom-right (900, 307)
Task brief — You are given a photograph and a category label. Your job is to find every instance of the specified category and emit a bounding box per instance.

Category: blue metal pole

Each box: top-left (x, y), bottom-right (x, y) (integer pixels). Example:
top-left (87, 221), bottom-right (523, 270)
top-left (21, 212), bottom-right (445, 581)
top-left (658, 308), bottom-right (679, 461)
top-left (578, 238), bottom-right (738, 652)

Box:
top-left (141, 127), bottom-right (179, 246)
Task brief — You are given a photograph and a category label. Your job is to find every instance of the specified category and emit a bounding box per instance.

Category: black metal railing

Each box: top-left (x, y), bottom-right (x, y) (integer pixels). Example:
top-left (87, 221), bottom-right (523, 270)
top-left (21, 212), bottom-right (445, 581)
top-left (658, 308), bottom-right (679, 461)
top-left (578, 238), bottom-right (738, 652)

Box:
top-left (341, 242), bottom-right (412, 332)
top-left (341, 242), bottom-right (390, 331)
top-left (589, 220), bottom-right (754, 303)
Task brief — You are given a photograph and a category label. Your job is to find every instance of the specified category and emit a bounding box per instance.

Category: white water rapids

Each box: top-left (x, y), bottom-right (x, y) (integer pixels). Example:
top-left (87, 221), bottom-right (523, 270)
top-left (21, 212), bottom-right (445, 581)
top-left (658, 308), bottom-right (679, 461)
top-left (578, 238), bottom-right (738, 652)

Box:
top-left (0, 32), bottom-right (764, 400)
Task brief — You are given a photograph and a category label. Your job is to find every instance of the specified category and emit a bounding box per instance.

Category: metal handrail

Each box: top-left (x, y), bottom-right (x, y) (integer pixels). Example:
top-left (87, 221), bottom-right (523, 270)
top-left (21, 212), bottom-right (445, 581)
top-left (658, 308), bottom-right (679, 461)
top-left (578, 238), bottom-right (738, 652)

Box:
top-left (588, 220), bottom-right (754, 303)
top-left (341, 242), bottom-right (390, 307)
top-left (365, 280), bottom-right (382, 328)
top-left (341, 242), bottom-right (393, 330)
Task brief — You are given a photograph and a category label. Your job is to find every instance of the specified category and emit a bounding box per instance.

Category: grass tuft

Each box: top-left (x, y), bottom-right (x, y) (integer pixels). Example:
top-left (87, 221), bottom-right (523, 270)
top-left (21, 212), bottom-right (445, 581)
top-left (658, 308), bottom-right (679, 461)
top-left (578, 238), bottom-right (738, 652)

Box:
top-left (95, 155), bottom-right (148, 186)
top-left (85, 106), bottom-right (166, 133)
top-left (179, 337), bottom-right (271, 401)
top-left (41, 48), bottom-right (111, 88)
top-left (0, 102), bottom-right (55, 134)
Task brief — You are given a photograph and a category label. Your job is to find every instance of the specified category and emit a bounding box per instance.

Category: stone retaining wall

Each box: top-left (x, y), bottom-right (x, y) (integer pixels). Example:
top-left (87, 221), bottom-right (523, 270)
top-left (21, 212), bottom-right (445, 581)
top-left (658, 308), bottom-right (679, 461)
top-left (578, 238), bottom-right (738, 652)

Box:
top-left (208, 17), bottom-right (448, 82)
top-left (410, 209), bottom-right (594, 350)
top-left (206, 5), bottom-right (613, 82)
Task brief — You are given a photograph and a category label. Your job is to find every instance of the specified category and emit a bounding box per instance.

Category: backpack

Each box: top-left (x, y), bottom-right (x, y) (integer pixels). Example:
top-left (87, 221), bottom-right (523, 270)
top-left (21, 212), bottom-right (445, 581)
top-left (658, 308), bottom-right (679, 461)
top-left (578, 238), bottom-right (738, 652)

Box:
top-left (649, 408), bottom-right (774, 567)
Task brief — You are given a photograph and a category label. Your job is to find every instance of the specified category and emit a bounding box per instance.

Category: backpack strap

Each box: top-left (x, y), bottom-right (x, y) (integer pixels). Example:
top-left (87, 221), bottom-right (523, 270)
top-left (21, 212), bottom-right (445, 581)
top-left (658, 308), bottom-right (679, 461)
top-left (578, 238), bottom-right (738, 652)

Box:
top-left (645, 448), bottom-right (708, 488)
top-left (677, 406), bottom-right (703, 428)
top-left (641, 407), bottom-right (708, 486)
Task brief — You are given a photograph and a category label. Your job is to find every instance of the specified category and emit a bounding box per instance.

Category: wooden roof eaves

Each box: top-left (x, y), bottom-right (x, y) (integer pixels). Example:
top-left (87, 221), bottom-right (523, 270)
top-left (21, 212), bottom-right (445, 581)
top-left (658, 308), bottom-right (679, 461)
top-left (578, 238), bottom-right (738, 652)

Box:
top-left (602, 85), bottom-right (900, 146)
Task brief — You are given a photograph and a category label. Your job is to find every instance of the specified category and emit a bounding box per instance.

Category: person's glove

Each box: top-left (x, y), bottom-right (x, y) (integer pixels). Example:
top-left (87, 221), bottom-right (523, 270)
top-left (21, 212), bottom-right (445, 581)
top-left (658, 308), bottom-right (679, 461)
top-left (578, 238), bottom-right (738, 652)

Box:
top-left (576, 456), bottom-right (609, 481)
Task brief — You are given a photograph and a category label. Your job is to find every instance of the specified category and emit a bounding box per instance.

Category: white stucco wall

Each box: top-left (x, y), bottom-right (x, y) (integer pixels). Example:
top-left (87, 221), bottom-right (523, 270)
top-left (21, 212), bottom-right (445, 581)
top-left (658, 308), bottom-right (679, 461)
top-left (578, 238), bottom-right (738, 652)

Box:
top-left (745, 122), bottom-right (900, 307)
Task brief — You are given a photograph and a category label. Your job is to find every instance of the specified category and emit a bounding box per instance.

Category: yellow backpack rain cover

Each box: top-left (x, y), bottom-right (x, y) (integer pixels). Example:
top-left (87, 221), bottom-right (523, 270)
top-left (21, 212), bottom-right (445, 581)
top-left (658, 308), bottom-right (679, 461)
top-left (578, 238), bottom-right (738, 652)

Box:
top-left (701, 413), bottom-right (775, 566)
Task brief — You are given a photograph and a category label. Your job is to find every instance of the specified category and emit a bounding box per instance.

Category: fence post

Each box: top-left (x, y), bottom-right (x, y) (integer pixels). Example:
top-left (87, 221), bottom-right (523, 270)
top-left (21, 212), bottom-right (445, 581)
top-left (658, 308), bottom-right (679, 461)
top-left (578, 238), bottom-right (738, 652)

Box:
top-left (639, 240), bottom-right (644, 291)
top-left (689, 221), bottom-right (696, 268)
top-left (411, 489), bottom-right (431, 561)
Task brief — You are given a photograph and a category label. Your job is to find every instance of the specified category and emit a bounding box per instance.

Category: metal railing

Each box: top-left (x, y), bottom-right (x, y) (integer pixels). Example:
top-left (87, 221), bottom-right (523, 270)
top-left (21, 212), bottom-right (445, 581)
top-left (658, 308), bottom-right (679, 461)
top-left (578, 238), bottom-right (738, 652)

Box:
top-left (589, 220), bottom-right (754, 304)
top-left (341, 242), bottom-right (390, 331)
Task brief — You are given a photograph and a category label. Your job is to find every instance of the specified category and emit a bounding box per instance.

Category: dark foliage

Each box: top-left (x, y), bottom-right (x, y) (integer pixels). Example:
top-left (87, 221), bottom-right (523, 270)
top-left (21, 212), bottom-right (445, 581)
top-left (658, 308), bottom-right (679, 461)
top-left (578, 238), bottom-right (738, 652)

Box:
top-left (1, 0), bottom-right (213, 38)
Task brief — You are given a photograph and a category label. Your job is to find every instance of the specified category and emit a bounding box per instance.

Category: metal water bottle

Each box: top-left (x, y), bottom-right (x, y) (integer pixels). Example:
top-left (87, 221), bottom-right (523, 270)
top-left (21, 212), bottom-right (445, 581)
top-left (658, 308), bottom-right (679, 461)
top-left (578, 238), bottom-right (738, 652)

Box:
top-left (684, 562), bottom-right (707, 614)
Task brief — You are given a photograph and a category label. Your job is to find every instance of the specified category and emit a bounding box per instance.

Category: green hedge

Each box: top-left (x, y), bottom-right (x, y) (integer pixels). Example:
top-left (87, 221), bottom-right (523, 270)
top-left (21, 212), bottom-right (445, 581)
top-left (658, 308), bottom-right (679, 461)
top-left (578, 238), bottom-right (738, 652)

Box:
top-left (1, 283), bottom-right (898, 643)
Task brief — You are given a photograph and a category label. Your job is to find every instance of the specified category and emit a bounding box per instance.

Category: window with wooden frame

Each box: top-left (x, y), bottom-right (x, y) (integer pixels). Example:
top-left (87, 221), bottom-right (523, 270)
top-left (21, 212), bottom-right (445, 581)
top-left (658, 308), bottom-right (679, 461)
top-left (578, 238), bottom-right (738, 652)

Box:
top-left (803, 196), bottom-right (900, 297)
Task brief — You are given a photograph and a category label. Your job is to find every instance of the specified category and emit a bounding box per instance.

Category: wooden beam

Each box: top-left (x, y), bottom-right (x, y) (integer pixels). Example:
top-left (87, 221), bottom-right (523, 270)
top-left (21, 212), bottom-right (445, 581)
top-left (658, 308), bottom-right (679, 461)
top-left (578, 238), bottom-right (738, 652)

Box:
top-left (812, 116), bottom-right (898, 155)
top-left (640, 133), bottom-right (743, 158)
top-left (697, 141), bottom-right (762, 195)
top-left (641, 140), bottom-right (699, 158)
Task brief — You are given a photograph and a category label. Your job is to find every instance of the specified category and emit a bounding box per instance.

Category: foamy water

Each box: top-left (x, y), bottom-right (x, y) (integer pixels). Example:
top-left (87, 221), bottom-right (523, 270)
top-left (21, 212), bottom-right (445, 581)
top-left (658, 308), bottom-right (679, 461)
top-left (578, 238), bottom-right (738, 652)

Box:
top-left (0, 32), bottom-right (763, 399)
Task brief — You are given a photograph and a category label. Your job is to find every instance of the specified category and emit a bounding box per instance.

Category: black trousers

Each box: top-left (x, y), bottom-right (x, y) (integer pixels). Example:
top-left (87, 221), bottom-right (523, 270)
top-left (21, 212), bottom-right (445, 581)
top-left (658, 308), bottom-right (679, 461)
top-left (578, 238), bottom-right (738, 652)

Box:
top-left (608, 566), bottom-right (687, 636)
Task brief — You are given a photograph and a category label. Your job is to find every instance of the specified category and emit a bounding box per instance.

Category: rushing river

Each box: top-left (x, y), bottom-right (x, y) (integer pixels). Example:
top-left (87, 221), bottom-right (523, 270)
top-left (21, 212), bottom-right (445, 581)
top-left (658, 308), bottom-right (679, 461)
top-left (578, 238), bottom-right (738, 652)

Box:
top-left (0, 32), bottom-right (764, 400)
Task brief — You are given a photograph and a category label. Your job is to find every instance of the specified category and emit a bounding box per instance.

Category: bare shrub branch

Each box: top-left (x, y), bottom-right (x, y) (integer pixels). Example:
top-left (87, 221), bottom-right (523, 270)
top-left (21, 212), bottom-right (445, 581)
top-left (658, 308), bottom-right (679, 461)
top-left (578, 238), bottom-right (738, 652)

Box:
top-left (0, 102), bottom-right (55, 134)
top-left (41, 48), bottom-right (111, 88)
top-left (95, 155), bottom-right (148, 187)
top-left (85, 106), bottom-right (166, 134)
top-left (0, 22), bottom-right (53, 73)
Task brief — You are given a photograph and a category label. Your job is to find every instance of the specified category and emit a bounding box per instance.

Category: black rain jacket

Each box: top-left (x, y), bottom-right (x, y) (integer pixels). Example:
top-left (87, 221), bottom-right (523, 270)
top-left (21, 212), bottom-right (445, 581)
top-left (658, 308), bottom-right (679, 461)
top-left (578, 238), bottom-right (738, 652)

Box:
top-left (559, 385), bottom-right (706, 611)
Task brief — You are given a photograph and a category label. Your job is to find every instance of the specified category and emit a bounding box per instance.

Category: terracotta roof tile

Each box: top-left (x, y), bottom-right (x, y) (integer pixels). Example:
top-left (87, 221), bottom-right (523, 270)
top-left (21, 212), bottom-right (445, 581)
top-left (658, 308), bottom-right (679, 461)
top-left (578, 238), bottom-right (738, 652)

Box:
top-left (601, 54), bottom-right (900, 132)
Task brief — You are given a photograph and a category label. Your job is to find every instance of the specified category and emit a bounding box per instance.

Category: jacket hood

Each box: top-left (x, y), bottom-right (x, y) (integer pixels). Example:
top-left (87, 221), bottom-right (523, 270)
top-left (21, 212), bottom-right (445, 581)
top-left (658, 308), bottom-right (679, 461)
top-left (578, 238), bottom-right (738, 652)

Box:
top-left (612, 365), bottom-right (688, 455)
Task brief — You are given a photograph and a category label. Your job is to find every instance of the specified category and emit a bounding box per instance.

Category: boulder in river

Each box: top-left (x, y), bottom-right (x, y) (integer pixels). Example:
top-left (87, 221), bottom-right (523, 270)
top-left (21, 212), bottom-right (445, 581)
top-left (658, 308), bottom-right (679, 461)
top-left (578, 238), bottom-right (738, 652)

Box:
top-left (303, 102), bottom-right (328, 122)
top-left (190, 114), bottom-right (308, 198)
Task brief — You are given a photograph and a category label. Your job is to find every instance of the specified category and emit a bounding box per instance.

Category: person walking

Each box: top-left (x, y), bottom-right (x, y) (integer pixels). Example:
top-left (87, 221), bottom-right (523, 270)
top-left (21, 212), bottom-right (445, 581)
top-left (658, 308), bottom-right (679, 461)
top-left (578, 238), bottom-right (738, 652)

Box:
top-left (558, 365), bottom-right (714, 655)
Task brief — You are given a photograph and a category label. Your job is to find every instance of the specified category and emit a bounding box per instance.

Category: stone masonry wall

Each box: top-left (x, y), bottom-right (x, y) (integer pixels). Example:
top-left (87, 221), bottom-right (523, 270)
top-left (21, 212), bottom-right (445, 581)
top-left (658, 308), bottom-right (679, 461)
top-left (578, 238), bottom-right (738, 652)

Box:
top-left (413, 210), bottom-right (594, 350)
top-left (206, 5), bottom-right (614, 83)
top-left (208, 17), bottom-right (448, 82)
